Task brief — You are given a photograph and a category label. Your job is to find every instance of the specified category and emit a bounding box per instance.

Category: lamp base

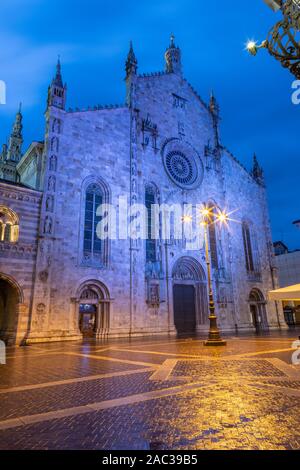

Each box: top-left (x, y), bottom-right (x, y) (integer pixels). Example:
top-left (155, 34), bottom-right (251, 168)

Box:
top-left (204, 339), bottom-right (227, 347)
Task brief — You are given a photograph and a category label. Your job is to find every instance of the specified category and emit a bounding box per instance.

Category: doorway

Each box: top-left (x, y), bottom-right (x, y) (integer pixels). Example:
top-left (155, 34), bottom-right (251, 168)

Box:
top-left (249, 289), bottom-right (268, 333)
top-left (172, 257), bottom-right (208, 334)
top-left (173, 284), bottom-right (196, 333)
top-left (76, 281), bottom-right (111, 338)
top-left (250, 304), bottom-right (260, 333)
top-left (79, 304), bottom-right (97, 337)
top-left (0, 277), bottom-right (19, 344)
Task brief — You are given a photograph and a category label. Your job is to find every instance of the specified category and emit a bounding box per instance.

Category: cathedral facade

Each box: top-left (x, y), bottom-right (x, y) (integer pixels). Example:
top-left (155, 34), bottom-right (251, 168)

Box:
top-left (0, 38), bottom-right (285, 345)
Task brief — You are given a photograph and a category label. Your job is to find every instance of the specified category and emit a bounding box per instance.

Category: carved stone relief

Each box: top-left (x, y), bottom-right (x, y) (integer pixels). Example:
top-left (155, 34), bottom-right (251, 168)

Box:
top-left (49, 155), bottom-right (57, 172)
top-left (141, 114), bottom-right (158, 152)
top-left (44, 216), bottom-right (53, 234)
top-left (48, 176), bottom-right (56, 192)
top-left (46, 195), bottom-right (54, 212)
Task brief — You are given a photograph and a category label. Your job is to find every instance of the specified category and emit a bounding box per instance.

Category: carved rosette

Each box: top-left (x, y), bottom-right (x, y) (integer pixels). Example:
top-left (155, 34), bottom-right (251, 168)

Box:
top-left (161, 138), bottom-right (204, 191)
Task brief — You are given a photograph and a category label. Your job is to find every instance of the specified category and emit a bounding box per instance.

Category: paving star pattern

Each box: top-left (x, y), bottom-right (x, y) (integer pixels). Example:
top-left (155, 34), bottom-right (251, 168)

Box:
top-left (0, 332), bottom-right (299, 450)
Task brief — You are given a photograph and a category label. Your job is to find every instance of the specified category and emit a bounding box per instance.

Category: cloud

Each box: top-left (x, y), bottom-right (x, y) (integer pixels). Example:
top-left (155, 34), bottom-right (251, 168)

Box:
top-left (0, 28), bottom-right (136, 114)
top-left (1, 0), bottom-right (41, 6)
top-left (0, 33), bottom-right (75, 111)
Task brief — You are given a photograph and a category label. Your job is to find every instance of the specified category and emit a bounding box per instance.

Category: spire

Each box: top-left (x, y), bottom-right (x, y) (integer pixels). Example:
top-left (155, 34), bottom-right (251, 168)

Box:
top-left (47, 57), bottom-right (67, 110)
top-left (7, 104), bottom-right (23, 163)
top-left (51, 56), bottom-right (63, 88)
top-left (125, 41), bottom-right (138, 78)
top-left (209, 91), bottom-right (221, 147)
top-left (251, 153), bottom-right (264, 185)
top-left (125, 41), bottom-right (138, 107)
top-left (0, 106), bottom-right (23, 181)
top-left (170, 33), bottom-right (175, 47)
top-left (209, 90), bottom-right (220, 118)
top-left (165, 33), bottom-right (182, 75)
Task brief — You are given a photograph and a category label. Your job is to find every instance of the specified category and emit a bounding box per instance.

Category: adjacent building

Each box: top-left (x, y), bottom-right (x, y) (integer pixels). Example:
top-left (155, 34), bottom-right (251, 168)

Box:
top-left (273, 240), bottom-right (300, 325)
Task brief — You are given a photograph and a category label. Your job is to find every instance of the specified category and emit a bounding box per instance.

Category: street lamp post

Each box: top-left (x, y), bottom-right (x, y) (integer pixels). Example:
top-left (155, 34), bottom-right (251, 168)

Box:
top-left (201, 210), bottom-right (227, 347)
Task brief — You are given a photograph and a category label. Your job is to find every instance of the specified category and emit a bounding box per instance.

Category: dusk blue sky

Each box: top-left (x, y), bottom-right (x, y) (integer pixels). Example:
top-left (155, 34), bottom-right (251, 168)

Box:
top-left (0, 0), bottom-right (299, 249)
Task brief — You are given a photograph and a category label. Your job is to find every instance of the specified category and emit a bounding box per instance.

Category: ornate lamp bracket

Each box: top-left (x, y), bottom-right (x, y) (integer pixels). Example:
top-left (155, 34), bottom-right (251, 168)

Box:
top-left (248, 1), bottom-right (300, 78)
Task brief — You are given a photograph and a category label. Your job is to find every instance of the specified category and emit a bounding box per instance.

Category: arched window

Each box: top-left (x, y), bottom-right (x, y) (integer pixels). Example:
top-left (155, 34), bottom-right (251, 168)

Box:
top-left (4, 223), bottom-right (11, 242)
top-left (145, 185), bottom-right (157, 263)
top-left (242, 222), bottom-right (254, 272)
top-left (83, 184), bottom-right (103, 260)
top-left (0, 206), bottom-right (19, 243)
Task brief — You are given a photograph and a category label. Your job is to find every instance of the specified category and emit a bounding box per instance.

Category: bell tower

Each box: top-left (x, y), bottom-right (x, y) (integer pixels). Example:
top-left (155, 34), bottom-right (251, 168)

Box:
top-left (0, 104), bottom-right (23, 182)
top-left (47, 58), bottom-right (67, 110)
top-left (7, 103), bottom-right (23, 163)
top-left (165, 34), bottom-right (182, 75)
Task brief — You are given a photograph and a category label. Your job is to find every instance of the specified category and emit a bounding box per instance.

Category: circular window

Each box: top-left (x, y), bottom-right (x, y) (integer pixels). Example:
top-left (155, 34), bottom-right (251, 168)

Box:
top-left (166, 151), bottom-right (197, 186)
top-left (162, 139), bottom-right (203, 190)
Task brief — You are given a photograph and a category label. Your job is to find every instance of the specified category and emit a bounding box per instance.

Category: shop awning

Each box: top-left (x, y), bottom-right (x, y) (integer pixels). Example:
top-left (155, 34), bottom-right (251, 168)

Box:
top-left (269, 284), bottom-right (300, 301)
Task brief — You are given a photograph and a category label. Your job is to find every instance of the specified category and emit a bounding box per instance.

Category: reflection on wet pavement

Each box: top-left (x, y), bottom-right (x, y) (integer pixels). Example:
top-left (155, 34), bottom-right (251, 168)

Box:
top-left (0, 331), bottom-right (299, 449)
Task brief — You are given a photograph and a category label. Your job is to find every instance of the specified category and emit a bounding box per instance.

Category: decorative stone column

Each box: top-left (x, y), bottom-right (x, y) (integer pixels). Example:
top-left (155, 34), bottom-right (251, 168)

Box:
top-left (14, 302), bottom-right (29, 345)
top-left (95, 301), bottom-right (110, 338)
top-left (70, 297), bottom-right (82, 337)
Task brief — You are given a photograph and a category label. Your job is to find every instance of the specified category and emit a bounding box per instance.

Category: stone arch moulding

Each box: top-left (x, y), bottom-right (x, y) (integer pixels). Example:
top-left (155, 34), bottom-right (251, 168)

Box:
top-left (249, 288), bottom-right (266, 303)
top-left (204, 198), bottom-right (221, 211)
top-left (0, 272), bottom-right (24, 303)
top-left (172, 256), bottom-right (206, 282)
top-left (145, 181), bottom-right (161, 197)
top-left (0, 206), bottom-right (19, 225)
top-left (74, 279), bottom-right (112, 338)
top-left (0, 272), bottom-right (26, 346)
top-left (0, 205), bottom-right (20, 242)
top-left (81, 175), bottom-right (111, 201)
top-left (75, 278), bottom-right (111, 301)
top-left (248, 288), bottom-right (269, 332)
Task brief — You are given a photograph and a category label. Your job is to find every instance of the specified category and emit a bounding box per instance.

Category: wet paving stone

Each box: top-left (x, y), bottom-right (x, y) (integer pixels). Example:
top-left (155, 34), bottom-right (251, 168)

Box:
top-left (173, 359), bottom-right (287, 378)
top-left (0, 384), bottom-right (299, 450)
top-left (0, 332), bottom-right (299, 450)
top-left (0, 353), bottom-right (144, 388)
top-left (262, 380), bottom-right (300, 390)
top-left (0, 372), bottom-right (184, 421)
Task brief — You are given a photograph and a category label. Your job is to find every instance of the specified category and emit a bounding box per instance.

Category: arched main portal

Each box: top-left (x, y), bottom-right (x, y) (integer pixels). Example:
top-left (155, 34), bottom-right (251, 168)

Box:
top-left (0, 274), bottom-right (23, 344)
top-left (172, 257), bottom-right (208, 334)
top-left (76, 281), bottom-right (111, 338)
top-left (249, 289), bottom-right (269, 333)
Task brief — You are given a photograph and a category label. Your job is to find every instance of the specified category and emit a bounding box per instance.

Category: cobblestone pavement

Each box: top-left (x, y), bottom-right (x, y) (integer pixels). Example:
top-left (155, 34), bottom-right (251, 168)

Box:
top-left (0, 331), bottom-right (300, 450)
